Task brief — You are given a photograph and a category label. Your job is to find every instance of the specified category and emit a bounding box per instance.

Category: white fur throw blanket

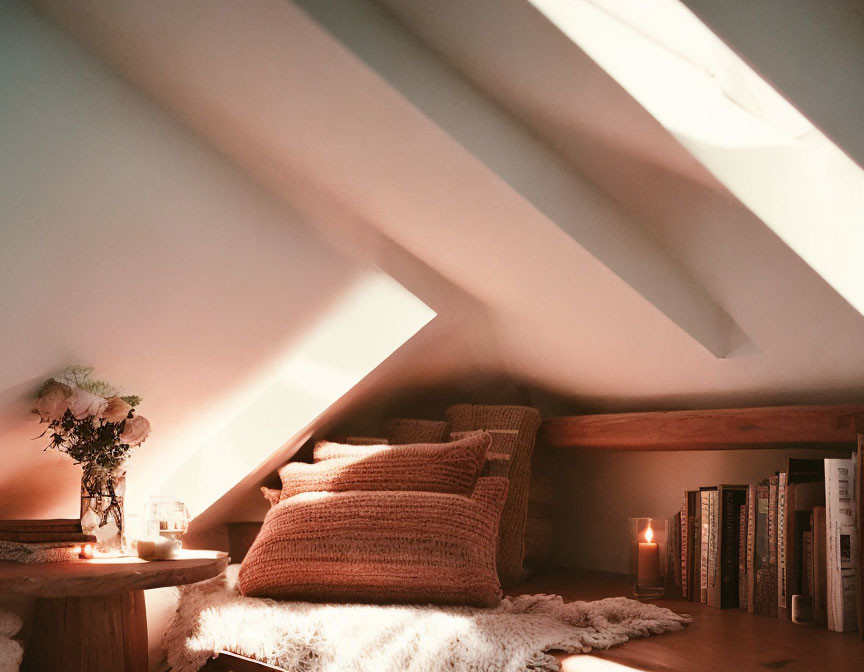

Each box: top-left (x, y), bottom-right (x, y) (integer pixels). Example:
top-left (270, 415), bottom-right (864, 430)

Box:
top-left (0, 609), bottom-right (24, 672)
top-left (166, 566), bottom-right (691, 672)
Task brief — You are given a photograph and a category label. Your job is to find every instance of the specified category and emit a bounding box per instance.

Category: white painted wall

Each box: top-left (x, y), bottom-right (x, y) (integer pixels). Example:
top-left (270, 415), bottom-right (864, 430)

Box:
top-left (0, 0), bottom-right (363, 520)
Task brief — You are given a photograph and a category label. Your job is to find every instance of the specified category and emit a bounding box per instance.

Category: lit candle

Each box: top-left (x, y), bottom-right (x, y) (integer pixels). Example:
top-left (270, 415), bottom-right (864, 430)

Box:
top-left (637, 524), bottom-right (661, 588)
top-left (77, 543), bottom-right (94, 560)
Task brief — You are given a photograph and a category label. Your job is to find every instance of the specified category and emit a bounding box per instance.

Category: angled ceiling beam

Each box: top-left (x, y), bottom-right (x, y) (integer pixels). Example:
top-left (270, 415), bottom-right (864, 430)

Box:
top-left (296, 0), bottom-right (739, 358)
top-left (30, 0), bottom-right (740, 358)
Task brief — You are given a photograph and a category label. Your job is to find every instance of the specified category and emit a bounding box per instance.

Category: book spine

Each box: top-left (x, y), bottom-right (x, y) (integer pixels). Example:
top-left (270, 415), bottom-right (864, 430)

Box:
top-left (720, 487), bottom-right (746, 608)
top-left (825, 458), bottom-right (857, 632)
top-left (701, 490), bottom-right (711, 604)
top-left (681, 494), bottom-right (689, 601)
top-left (778, 472), bottom-right (788, 620)
top-left (813, 506), bottom-right (828, 626)
top-left (0, 520), bottom-right (81, 533)
top-left (755, 484), bottom-right (772, 616)
top-left (747, 484), bottom-right (757, 614)
top-left (0, 531), bottom-right (95, 543)
top-left (857, 434), bottom-right (864, 640)
top-left (694, 492), bottom-right (702, 602)
top-left (768, 475), bottom-right (779, 617)
top-left (668, 512), bottom-right (682, 599)
top-left (739, 503), bottom-right (747, 610)
top-left (707, 489), bottom-right (722, 608)
top-left (803, 529), bottom-right (813, 598)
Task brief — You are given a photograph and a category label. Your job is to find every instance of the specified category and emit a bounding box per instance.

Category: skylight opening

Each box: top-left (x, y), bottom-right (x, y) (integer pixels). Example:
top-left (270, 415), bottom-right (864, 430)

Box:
top-left (149, 271), bottom-right (436, 516)
top-left (530, 0), bottom-right (864, 317)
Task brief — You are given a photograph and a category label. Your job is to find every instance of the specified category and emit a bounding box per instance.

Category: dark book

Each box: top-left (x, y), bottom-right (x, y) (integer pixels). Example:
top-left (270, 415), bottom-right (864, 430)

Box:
top-left (857, 433), bottom-right (864, 640)
top-left (680, 494), bottom-right (688, 601)
top-left (784, 459), bottom-right (826, 623)
top-left (716, 485), bottom-right (747, 609)
top-left (666, 511), bottom-right (682, 599)
top-left (754, 482), bottom-right (773, 616)
top-left (778, 472), bottom-right (790, 621)
top-left (746, 483), bottom-right (757, 613)
top-left (802, 529), bottom-right (813, 598)
top-left (738, 503), bottom-right (747, 610)
top-left (813, 506), bottom-right (828, 626)
top-left (683, 490), bottom-right (699, 601)
top-left (0, 531), bottom-right (95, 543)
top-left (767, 474), bottom-right (779, 617)
top-left (0, 519), bottom-right (81, 533)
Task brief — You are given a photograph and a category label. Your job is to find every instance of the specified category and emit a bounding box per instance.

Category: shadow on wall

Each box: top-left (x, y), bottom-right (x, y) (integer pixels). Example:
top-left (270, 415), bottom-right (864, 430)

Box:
top-left (0, 374), bottom-right (83, 518)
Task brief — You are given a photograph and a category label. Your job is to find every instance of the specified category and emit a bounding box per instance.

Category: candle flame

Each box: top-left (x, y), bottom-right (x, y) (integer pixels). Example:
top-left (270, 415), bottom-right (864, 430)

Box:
top-left (644, 525), bottom-right (654, 544)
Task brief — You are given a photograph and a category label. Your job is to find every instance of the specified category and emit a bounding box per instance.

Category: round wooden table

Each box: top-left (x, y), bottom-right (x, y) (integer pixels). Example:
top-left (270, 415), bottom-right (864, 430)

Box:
top-left (0, 549), bottom-right (228, 672)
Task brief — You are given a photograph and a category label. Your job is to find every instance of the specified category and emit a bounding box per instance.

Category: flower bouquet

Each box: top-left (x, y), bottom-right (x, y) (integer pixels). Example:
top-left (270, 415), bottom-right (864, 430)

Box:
top-left (33, 367), bottom-right (150, 552)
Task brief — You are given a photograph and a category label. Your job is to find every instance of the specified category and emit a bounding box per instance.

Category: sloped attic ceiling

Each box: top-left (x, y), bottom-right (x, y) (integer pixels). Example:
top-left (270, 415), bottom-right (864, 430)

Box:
top-left (6, 0), bottom-right (864, 524)
top-left (32, 0), bottom-right (864, 404)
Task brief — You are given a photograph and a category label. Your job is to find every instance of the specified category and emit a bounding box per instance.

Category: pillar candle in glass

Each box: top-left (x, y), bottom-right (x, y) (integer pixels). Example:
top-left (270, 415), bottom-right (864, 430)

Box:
top-left (629, 517), bottom-right (667, 599)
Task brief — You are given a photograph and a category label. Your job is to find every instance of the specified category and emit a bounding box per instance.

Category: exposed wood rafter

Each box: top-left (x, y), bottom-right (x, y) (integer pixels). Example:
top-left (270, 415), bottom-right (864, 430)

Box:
top-left (542, 405), bottom-right (864, 451)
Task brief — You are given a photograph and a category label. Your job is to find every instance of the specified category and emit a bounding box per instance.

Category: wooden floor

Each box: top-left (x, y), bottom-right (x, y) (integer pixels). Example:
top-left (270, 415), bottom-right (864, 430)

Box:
top-left (509, 569), bottom-right (864, 672)
top-left (202, 568), bottom-right (864, 671)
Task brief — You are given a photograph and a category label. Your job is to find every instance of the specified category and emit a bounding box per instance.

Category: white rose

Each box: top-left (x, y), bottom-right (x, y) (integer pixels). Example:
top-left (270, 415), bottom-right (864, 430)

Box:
top-left (66, 387), bottom-right (109, 420)
top-left (33, 381), bottom-right (72, 421)
top-left (103, 396), bottom-right (132, 423)
top-left (120, 415), bottom-right (150, 446)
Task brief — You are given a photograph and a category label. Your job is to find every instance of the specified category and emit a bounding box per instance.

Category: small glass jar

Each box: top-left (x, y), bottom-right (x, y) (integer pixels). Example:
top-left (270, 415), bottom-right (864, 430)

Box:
top-left (629, 517), bottom-right (667, 599)
top-left (143, 496), bottom-right (190, 546)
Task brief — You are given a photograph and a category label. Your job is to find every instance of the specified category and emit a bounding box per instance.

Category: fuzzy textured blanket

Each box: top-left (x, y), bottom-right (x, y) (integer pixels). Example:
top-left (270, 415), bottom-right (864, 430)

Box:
top-left (166, 566), bottom-right (691, 672)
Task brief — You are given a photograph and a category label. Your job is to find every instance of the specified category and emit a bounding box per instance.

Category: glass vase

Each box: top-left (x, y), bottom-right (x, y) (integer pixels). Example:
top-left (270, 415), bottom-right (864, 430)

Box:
top-left (80, 466), bottom-right (126, 554)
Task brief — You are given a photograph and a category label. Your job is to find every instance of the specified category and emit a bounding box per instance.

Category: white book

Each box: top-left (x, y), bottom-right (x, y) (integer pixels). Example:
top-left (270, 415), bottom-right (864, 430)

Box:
top-left (825, 458), bottom-right (858, 632)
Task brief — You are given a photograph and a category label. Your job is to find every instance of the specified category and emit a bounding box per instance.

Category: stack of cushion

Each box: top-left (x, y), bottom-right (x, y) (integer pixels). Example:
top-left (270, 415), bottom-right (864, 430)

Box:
top-left (238, 432), bottom-right (508, 607)
top-left (445, 405), bottom-right (542, 585)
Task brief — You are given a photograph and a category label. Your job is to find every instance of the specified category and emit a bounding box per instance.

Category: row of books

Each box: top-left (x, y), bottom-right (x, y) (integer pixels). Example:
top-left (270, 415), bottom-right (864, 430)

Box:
top-left (669, 437), bottom-right (863, 636)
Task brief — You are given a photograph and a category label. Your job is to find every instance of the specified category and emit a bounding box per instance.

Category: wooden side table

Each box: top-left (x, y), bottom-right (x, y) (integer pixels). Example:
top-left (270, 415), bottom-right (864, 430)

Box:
top-left (0, 549), bottom-right (228, 672)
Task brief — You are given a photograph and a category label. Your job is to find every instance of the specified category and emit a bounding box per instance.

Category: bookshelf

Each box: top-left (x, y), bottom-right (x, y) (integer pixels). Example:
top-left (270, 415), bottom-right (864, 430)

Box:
top-left (539, 404), bottom-right (864, 670)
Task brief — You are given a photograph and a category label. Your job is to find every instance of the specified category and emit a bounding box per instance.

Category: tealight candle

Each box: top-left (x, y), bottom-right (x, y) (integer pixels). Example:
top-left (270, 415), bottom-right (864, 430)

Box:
top-left (76, 543), bottom-right (94, 559)
top-left (136, 536), bottom-right (179, 560)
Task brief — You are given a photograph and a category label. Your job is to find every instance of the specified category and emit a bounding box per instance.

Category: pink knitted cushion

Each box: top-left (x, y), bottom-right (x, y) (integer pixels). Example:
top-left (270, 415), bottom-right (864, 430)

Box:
top-left (279, 433), bottom-right (489, 499)
top-left (311, 431), bottom-right (491, 464)
top-left (260, 487), bottom-right (281, 508)
top-left (238, 477), bottom-right (509, 607)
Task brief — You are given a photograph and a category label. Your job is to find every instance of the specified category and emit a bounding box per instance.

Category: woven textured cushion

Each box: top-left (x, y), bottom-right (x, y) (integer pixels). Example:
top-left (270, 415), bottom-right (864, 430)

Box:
top-left (384, 418), bottom-right (450, 444)
top-left (260, 487), bottom-right (282, 508)
top-left (238, 477), bottom-right (509, 607)
top-left (278, 433), bottom-right (490, 499)
top-left (312, 432), bottom-right (490, 463)
top-left (344, 436), bottom-right (388, 445)
top-left (445, 405), bottom-right (541, 586)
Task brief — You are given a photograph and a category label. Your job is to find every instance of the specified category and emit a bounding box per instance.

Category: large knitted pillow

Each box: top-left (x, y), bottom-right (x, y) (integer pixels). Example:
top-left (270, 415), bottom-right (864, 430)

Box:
top-left (278, 433), bottom-right (490, 499)
top-left (384, 418), bottom-right (450, 444)
top-left (238, 477), bottom-right (509, 607)
top-left (445, 405), bottom-right (541, 586)
top-left (311, 432), bottom-right (490, 463)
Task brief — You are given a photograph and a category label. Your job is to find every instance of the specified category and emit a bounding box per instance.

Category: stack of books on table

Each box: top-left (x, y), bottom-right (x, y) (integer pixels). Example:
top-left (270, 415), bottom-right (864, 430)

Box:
top-left (671, 436), bottom-right (864, 639)
top-left (0, 519), bottom-right (96, 563)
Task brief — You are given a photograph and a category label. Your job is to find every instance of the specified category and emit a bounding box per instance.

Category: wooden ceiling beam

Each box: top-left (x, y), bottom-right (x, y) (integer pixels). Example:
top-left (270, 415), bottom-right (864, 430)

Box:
top-left (541, 405), bottom-right (864, 451)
